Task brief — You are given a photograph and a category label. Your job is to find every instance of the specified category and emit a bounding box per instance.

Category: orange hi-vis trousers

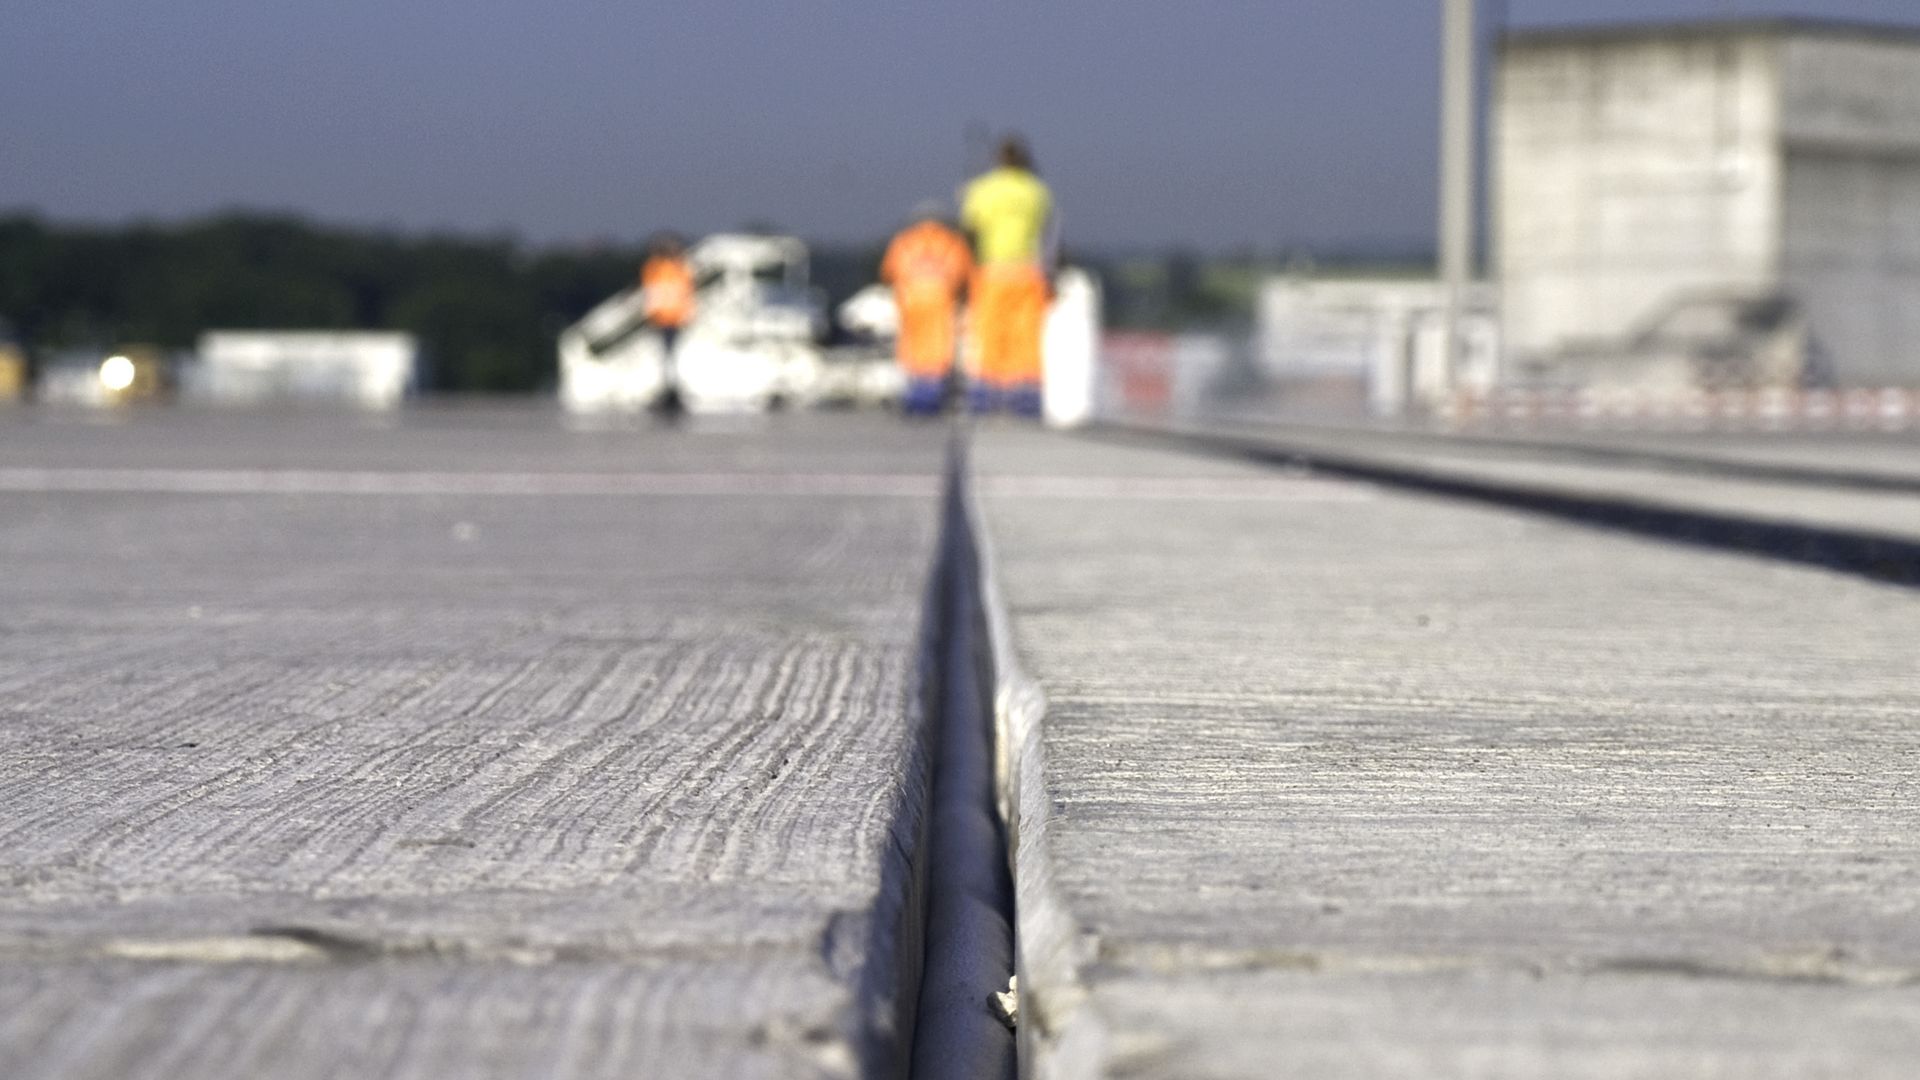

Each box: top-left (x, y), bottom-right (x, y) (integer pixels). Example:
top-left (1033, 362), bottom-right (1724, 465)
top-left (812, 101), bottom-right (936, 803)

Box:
top-left (969, 262), bottom-right (1048, 388)
top-left (892, 277), bottom-right (961, 379)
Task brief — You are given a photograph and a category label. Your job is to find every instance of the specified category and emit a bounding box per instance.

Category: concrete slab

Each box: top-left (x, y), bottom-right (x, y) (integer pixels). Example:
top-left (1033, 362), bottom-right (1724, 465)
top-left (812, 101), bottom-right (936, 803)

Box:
top-left (1173, 421), bottom-right (1920, 541)
top-left (1458, 430), bottom-right (1920, 487)
top-left (1208, 415), bottom-right (1920, 489)
top-left (0, 403), bottom-right (944, 476)
top-left (0, 409), bottom-right (946, 1079)
top-left (974, 427), bottom-right (1920, 1079)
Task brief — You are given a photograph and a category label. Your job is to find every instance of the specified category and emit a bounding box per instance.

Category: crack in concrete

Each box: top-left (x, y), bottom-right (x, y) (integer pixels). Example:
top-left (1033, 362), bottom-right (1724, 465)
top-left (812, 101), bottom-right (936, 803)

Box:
top-left (1094, 940), bottom-right (1920, 988)
top-left (0, 926), bottom-right (827, 969)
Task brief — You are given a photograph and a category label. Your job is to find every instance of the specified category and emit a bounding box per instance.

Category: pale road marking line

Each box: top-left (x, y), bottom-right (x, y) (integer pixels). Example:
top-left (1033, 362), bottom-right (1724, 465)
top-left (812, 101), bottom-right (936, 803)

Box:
top-left (978, 476), bottom-right (1375, 502)
top-left (0, 468), bottom-right (942, 497)
top-left (0, 469), bottom-right (1373, 502)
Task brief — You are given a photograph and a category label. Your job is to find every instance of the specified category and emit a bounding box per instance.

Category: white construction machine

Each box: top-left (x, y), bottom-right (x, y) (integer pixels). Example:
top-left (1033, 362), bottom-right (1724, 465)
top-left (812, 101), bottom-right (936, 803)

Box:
top-left (559, 234), bottom-right (834, 414)
top-left (830, 284), bottom-right (909, 405)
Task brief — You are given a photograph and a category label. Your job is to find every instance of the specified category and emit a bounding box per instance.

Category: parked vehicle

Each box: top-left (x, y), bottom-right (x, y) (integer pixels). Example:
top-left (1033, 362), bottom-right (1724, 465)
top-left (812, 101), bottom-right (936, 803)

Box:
top-left (561, 234), bottom-right (870, 414)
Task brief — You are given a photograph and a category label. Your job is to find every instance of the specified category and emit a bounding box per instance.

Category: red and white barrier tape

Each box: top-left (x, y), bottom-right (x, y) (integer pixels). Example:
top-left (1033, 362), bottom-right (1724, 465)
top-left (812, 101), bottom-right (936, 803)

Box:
top-left (1441, 388), bottom-right (1920, 430)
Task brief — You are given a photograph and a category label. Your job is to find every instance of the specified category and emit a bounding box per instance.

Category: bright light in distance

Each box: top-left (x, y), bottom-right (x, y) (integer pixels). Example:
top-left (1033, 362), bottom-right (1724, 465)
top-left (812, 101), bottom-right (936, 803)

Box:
top-left (99, 355), bottom-right (136, 392)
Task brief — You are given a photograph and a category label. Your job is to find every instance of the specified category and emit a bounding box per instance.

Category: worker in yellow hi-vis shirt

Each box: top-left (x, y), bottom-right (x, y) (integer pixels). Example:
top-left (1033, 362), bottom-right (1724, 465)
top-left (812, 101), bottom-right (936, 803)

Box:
top-left (961, 135), bottom-right (1053, 416)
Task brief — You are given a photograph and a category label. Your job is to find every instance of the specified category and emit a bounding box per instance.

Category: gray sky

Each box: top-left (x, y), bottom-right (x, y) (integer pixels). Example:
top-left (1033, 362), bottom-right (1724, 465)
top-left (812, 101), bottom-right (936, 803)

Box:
top-left (1, 0), bottom-right (1911, 251)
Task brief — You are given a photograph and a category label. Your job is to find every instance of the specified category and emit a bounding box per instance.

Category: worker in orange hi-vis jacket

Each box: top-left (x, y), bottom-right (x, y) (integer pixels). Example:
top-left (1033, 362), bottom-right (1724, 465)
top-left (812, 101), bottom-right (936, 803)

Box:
top-left (881, 202), bottom-right (973, 416)
top-left (640, 232), bottom-right (696, 413)
top-left (961, 135), bottom-right (1054, 417)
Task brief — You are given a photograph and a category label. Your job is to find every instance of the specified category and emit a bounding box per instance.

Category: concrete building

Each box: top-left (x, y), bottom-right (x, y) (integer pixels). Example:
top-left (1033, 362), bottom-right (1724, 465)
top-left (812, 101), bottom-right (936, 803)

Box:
top-left (1257, 274), bottom-right (1499, 415)
top-left (1496, 20), bottom-right (1920, 387)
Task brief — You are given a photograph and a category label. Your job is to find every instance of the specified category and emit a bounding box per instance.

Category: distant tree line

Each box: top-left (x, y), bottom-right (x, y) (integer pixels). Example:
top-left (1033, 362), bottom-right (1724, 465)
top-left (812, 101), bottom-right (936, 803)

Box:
top-left (0, 213), bottom-right (674, 392)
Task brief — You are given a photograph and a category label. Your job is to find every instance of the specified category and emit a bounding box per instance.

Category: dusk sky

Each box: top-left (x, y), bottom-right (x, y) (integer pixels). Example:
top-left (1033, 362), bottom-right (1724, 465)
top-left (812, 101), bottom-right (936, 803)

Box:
top-left (3, 1), bottom-right (1912, 252)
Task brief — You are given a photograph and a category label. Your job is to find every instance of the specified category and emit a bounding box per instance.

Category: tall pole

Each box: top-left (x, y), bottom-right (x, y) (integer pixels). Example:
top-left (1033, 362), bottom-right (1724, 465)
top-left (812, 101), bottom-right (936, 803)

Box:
top-left (1438, 0), bottom-right (1477, 411)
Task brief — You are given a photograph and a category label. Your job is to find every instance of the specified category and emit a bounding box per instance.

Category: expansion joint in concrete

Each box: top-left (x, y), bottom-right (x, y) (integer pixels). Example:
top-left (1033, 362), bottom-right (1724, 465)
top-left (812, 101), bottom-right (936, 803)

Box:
top-left (901, 433), bottom-right (1017, 1080)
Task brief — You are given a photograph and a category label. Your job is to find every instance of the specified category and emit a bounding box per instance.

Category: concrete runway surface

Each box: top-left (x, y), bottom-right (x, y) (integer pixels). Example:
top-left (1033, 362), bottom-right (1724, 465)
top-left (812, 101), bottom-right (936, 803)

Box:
top-left (7, 404), bottom-right (1920, 1079)
top-left (975, 426), bottom-right (1920, 1079)
top-left (0, 407), bottom-right (946, 1079)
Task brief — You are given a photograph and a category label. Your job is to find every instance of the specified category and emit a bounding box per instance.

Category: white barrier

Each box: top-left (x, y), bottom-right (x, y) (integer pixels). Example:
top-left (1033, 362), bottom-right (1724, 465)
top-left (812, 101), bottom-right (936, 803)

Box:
top-left (1041, 269), bottom-right (1101, 428)
top-left (191, 331), bottom-right (415, 409)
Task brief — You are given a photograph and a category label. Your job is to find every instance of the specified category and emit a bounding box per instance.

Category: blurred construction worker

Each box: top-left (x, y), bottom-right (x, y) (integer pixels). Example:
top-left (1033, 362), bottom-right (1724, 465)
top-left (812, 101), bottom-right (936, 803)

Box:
top-left (961, 135), bottom-right (1053, 417)
top-left (641, 232), bottom-right (696, 412)
top-left (881, 201), bottom-right (973, 415)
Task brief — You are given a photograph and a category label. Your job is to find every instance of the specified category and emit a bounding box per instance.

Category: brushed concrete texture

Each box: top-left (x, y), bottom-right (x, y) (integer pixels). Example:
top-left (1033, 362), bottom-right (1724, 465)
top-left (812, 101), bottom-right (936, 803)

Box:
top-left (1087, 970), bottom-right (1920, 1080)
top-left (974, 427), bottom-right (1920, 1078)
top-left (0, 958), bottom-right (855, 1080)
top-left (0, 410), bottom-right (944, 1079)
